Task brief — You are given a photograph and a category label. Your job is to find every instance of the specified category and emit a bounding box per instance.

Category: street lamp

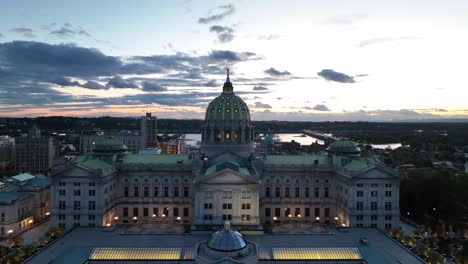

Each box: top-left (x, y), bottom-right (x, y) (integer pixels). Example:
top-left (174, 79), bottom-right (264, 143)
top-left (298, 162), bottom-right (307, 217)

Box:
top-left (152, 214), bottom-right (156, 218)
top-left (45, 212), bottom-right (50, 216)
top-left (28, 219), bottom-right (34, 224)
top-left (114, 216), bottom-right (119, 220)
top-left (315, 216), bottom-right (320, 223)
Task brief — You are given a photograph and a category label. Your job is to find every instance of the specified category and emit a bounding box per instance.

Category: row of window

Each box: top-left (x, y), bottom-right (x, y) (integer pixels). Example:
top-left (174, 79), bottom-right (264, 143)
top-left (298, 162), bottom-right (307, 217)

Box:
top-left (59, 189), bottom-right (96, 196)
top-left (124, 186), bottom-right (189, 198)
top-left (356, 202), bottom-right (392, 211)
top-left (356, 190), bottom-right (392, 197)
top-left (265, 187), bottom-right (329, 198)
top-left (356, 183), bottom-right (392, 188)
top-left (58, 201), bottom-right (95, 210)
top-left (356, 215), bottom-right (392, 221)
top-left (264, 207), bottom-right (330, 218)
top-left (122, 207), bottom-right (189, 217)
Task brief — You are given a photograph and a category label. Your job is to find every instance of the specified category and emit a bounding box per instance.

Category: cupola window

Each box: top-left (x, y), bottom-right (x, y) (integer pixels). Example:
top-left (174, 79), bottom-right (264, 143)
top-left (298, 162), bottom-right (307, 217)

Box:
top-left (225, 133), bottom-right (230, 139)
top-left (226, 109), bottom-right (230, 112)
top-left (234, 109), bottom-right (238, 112)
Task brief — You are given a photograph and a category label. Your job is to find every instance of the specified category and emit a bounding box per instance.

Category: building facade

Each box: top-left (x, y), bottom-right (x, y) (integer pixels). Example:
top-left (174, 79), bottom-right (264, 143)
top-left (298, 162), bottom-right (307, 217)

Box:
top-left (51, 72), bottom-right (399, 231)
top-left (0, 136), bottom-right (15, 173)
top-left (141, 113), bottom-right (158, 148)
top-left (15, 126), bottom-right (54, 174)
top-left (0, 173), bottom-right (51, 238)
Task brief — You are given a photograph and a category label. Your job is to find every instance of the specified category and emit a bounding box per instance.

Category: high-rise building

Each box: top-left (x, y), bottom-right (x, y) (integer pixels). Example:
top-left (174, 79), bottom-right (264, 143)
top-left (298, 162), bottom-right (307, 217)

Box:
top-left (0, 136), bottom-right (15, 172)
top-left (141, 113), bottom-right (157, 148)
top-left (15, 125), bottom-right (54, 174)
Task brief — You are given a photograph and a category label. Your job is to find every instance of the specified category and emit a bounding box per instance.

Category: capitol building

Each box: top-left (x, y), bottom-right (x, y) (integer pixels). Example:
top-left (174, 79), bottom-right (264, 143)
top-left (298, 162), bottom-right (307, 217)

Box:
top-left (51, 71), bottom-right (400, 232)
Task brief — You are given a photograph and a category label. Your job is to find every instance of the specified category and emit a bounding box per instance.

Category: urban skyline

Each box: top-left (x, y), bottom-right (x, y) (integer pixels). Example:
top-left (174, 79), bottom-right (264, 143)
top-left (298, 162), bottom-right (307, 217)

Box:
top-left (0, 0), bottom-right (467, 121)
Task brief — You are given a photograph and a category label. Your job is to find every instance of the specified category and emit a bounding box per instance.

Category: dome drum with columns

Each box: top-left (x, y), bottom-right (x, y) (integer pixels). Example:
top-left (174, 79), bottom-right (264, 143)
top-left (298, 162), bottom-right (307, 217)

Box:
top-left (201, 69), bottom-right (255, 157)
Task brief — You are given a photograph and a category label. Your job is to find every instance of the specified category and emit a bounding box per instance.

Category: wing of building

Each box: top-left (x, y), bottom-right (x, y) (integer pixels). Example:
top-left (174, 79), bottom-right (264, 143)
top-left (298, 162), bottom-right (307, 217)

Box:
top-left (51, 71), bottom-right (400, 231)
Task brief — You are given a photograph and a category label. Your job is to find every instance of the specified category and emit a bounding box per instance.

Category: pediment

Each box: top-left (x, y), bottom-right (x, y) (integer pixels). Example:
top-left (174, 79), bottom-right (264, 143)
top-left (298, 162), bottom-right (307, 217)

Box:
top-left (207, 152), bottom-right (247, 166)
top-left (195, 169), bottom-right (259, 184)
top-left (353, 167), bottom-right (397, 179)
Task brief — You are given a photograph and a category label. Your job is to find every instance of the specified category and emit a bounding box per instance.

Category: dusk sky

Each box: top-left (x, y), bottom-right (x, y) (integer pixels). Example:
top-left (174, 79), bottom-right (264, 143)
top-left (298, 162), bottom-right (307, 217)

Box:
top-left (1, 0), bottom-right (467, 121)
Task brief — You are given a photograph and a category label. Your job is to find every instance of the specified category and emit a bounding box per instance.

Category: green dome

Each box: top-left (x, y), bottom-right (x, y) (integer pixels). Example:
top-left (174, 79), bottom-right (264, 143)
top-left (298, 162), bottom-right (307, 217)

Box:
top-left (327, 139), bottom-right (360, 156)
top-left (93, 136), bottom-right (128, 155)
top-left (205, 94), bottom-right (251, 122)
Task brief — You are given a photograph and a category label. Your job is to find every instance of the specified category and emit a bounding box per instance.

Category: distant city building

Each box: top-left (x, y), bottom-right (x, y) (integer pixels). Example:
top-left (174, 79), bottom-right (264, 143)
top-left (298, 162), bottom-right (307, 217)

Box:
top-left (465, 161), bottom-right (468, 173)
top-left (159, 135), bottom-right (186, 154)
top-left (15, 126), bottom-right (54, 174)
top-left (0, 173), bottom-right (51, 238)
top-left (0, 136), bottom-right (15, 173)
top-left (51, 72), bottom-right (399, 231)
top-left (80, 133), bottom-right (142, 154)
top-left (141, 113), bottom-right (158, 148)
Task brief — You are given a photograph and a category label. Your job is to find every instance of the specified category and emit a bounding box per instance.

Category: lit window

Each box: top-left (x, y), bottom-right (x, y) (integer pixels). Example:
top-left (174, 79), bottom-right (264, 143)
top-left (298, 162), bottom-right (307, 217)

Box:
top-left (226, 109), bottom-right (230, 112)
top-left (235, 109), bottom-right (238, 112)
top-left (226, 133), bottom-right (230, 139)
top-left (234, 133), bottom-right (238, 139)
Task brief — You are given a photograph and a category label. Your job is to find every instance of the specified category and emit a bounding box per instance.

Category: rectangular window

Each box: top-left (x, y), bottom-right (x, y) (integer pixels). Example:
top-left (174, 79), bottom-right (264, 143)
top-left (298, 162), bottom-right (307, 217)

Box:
top-left (59, 189), bottom-right (66, 196)
top-left (357, 191), bottom-right (363, 197)
top-left (284, 208), bottom-right (291, 217)
top-left (314, 208), bottom-right (320, 217)
top-left (324, 187), bottom-right (329, 198)
top-left (385, 191), bottom-right (392, 197)
top-left (133, 207), bottom-right (139, 217)
top-left (295, 188), bottom-right (300, 197)
top-left (59, 201), bottom-right (66, 210)
top-left (275, 208), bottom-right (280, 217)
top-left (123, 207), bottom-right (128, 217)
top-left (241, 191), bottom-right (251, 199)
top-left (73, 201), bottom-right (81, 210)
top-left (324, 208), bottom-right (330, 218)
top-left (371, 215), bottom-right (378, 221)
top-left (385, 223), bottom-right (392, 230)
top-left (357, 183), bottom-right (363, 188)
top-left (124, 187), bottom-right (129, 197)
top-left (265, 187), bottom-right (271, 198)
top-left (385, 202), bottom-right (392, 211)
top-left (89, 182), bottom-right (96, 187)
top-left (357, 215), bottom-right (363, 221)
top-left (305, 188), bottom-right (310, 198)
top-left (356, 202), bottom-right (363, 211)
top-left (295, 208), bottom-right (300, 217)
top-left (154, 187), bottom-right (159, 197)
top-left (265, 208), bottom-right (271, 217)
top-left (305, 208), bottom-right (310, 217)
top-left (183, 187), bottom-right (189, 197)
top-left (88, 201), bottom-right (96, 210)
top-left (144, 187), bottom-right (149, 197)
top-left (223, 203), bottom-right (232, 210)
top-left (89, 190), bottom-right (95, 196)
top-left (315, 188), bottom-right (319, 198)
top-left (385, 215), bottom-right (392, 221)
top-left (88, 215), bottom-right (95, 220)
top-left (285, 187), bottom-right (290, 198)
top-left (204, 203), bottom-right (213, 209)
top-left (371, 202), bottom-right (378, 211)
top-left (173, 208), bottom-right (179, 217)
top-left (153, 208), bottom-right (159, 217)
top-left (134, 187), bottom-right (139, 197)
top-left (163, 207), bottom-right (169, 216)
top-left (183, 208), bottom-right (189, 217)
top-left (242, 215), bottom-right (251, 221)
top-left (143, 208), bottom-right (148, 217)
top-left (222, 191), bottom-right (232, 199)
top-left (241, 204), bottom-right (250, 210)
top-left (164, 187), bottom-right (169, 197)
top-left (371, 191), bottom-right (378, 197)
top-left (73, 190), bottom-right (81, 196)
top-left (174, 187), bottom-right (179, 197)
top-left (275, 187), bottom-right (281, 197)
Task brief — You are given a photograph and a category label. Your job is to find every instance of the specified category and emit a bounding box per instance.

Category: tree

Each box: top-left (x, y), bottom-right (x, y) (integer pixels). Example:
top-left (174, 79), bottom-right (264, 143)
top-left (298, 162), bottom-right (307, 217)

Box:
top-left (47, 227), bottom-right (63, 238)
top-left (427, 251), bottom-right (443, 264)
top-left (3, 255), bottom-right (22, 264)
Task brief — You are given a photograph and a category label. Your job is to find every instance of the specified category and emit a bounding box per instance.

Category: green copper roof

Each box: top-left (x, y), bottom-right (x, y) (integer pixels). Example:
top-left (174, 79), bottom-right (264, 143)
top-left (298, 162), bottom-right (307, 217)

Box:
top-left (93, 136), bottom-right (127, 155)
top-left (204, 160), bottom-right (251, 176)
top-left (342, 158), bottom-right (374, 171)
top-left (75, 155), bottom-right (113, 170)
top-left (121, 154), bottom-right (191, 164)
top-left (264, 155), bottom-right (330, 165)
top-left (327, 139), bottom-right (360, 155)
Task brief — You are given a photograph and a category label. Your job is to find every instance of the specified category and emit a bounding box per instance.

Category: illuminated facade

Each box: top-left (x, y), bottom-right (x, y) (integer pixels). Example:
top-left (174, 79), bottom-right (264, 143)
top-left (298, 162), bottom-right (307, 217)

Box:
top-left (51, 71), bottom-right (399, 231)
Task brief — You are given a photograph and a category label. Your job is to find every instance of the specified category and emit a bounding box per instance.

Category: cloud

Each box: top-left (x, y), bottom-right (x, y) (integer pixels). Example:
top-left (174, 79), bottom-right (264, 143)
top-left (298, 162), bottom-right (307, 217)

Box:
top-left (311, 104), bottom-right (330, 111)
top-left (253, 86), bottom-right (268, 91)
top-left (51, 77), bottom-right (81, 87)
top-left (257, 34), bottom-right (280, 40)
top-left (317, 69), bottom-right (355, 83)
top-left (82, 81), bottom-right (106, 89)
top-left (198, 4), bottom-right (235, 24)
top-left (204, 80), bottom-right (218, 87)
top-left (209, 25), bottom-right (234, 43)
top-left (141, 81), bottom-right (167, 92)
top-left (0, 33), bottom-right (4, 38)
top-left (107, 76), bottom-right (139, 88)
top-left (264, 67), bottom-right (291, 77)
top-left (357, 37), bottom-right (420, 48)
top-left (10, 27), bottom-right (35, 38)
top-left (50, 26), bottom-right (91, 38)
top-left (326, 14), bottom-right (367, 25)
top-left (254, 101), bottom-right (272, 109)
top-left (208, 50), bottom-right (260, 62)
